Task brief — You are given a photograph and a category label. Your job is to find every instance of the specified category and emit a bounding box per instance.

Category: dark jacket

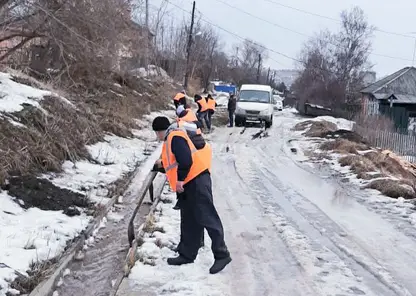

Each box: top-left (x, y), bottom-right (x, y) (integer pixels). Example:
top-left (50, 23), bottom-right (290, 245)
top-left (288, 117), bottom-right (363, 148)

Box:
top-left (177, 113), bottom-right (206, 150)
top-left (228, 96), bottom-right (237, 111)
top-left (174, 96), bottom-right (187, 109)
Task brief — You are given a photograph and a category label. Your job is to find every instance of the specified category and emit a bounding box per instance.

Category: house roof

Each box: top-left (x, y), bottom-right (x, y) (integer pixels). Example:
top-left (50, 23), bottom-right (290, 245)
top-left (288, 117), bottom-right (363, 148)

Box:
top-left (360, 66), bottom-right (416, 96)
top-left (388, 94), bottom-right (416, 104)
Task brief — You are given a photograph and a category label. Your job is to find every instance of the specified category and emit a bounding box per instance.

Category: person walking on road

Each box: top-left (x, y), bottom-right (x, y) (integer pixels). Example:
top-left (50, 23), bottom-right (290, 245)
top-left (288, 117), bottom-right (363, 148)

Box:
top-left (194, 94), bottom-right (209, 131)
top-left (151, 116), bottom-right (232, 274)
top-left (206, 94), bottom-right (217, 132)
top-left (227, 93), bottom-right (236, 127)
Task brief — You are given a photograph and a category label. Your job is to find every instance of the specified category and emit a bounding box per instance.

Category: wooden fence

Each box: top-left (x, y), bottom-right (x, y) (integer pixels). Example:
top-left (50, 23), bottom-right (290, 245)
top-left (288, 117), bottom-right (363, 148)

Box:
top-left (353, 125), bottom-right (416, 163)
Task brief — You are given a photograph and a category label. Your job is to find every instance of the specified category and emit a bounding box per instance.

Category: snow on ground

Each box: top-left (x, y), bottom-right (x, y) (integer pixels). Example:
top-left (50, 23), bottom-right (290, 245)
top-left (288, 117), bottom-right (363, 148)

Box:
top-left (116, 109), bottom-right (416, 295)
top-left (0, 72), bottom-right (176, 295)
top-left (284, 110), bottom-right (416, 248)
top-left (120, 189), bottom-right (230, 296)
top-left (298, 114), bottom-right (354, 131)
top-left (131, 65), bottom-right (173, 82)
top-left (0, 72), bottom-right (73, 115)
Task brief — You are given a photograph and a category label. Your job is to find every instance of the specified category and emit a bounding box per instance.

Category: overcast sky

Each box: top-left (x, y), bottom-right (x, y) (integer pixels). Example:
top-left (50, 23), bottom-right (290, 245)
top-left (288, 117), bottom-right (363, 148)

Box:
top-left (148, 0), bottom-right (416, 77)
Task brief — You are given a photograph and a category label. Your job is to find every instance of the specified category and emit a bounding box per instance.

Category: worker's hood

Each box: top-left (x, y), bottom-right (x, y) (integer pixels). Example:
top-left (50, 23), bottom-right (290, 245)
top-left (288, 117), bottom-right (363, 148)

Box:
top-left (164, 122), bottom-right (198, 140)
top-left (236, 101), bottom-right (270, 111)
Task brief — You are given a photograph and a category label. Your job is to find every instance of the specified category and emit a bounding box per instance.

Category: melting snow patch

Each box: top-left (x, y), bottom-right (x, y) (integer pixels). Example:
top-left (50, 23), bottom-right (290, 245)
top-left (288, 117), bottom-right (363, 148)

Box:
top-left (126, 189), bottom-right (230, 295)
top-left (0, 109), bottom-right (166, 294)
top-left (305, 115), bottom-right (354, 131)
top-left (267, 211), bottom-right (375, 296)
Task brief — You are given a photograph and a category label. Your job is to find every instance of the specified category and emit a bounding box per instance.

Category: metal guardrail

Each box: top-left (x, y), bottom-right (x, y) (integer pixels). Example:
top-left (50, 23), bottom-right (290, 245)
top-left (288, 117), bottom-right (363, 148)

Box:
top-left (123, 171), bottom-right (166, 277)
top-left (127, 171), bottom-right (157, 247)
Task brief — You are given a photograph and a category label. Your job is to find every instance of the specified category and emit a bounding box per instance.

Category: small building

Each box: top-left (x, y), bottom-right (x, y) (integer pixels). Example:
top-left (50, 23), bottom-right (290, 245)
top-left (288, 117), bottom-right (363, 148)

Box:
top-left (360, 66), bottom-right (416, 131)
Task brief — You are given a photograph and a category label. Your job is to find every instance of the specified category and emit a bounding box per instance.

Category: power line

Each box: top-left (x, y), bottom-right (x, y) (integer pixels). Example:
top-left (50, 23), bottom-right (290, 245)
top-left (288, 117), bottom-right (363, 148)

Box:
top-left (162, 0), bottom-right (384, 82)
top-left (212, 0), bottom-right (413, 62)
top-left (164, 0), bottom-right (300, 63)
top-left (262, 0), bottom-right (416, 39)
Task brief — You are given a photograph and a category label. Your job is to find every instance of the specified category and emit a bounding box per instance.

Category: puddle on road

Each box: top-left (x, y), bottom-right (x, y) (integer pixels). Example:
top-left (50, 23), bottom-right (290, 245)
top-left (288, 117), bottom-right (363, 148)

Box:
top-left (56, 200), bottom-right (151, 296)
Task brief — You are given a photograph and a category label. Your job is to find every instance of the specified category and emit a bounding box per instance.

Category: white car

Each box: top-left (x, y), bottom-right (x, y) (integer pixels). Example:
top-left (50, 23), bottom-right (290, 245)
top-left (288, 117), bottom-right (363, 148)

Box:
top-left (235, 84), bottom-right (274, 128)
top-left (273, 95), bottom-right (283, 111)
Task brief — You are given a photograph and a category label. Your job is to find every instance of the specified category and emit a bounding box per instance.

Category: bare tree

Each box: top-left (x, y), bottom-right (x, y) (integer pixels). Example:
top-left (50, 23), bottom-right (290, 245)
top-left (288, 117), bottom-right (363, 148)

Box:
top-left (292, 6), bottom-right (374, 109)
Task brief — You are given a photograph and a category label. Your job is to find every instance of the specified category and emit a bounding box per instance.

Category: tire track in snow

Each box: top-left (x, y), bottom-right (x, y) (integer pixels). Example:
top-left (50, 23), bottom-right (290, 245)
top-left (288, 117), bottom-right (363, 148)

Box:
top-left (232, 156), bottom-right (380, 296)
top-left (211, 146), bottom-right (316, 296)
top-left (236, 113), bottom-right (415, 295)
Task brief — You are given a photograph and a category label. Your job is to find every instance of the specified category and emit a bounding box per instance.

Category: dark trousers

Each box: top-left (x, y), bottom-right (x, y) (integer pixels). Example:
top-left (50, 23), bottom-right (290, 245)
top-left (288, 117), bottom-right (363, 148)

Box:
top-left (178, 172), bottom-right (229, 261)
top-left (228, 110), bottom-right (234, 127)
top-left (197, 111), bottom-right (209, 130)
top-left (176, 193), bottom-right (204, 249)
top-left (206, 111), bottom-right (213, 130)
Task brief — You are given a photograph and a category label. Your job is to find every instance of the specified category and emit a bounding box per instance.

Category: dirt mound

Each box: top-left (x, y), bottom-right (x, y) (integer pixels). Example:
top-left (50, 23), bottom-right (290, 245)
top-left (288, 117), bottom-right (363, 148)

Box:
top-left (363, 151), bottom-right (416, 182)
top-left (320, 129), bottom-right (368, 144)
top-left (2, 176), bottom-right (91, 216)
top-left (364, 179), bottom-right (416, 199)
top-left (293, 120), bottom-right (338, 137)
top-left (338, 155), bottom-right (378, 177)
top-left (320, 138), bottom-right (369, 154)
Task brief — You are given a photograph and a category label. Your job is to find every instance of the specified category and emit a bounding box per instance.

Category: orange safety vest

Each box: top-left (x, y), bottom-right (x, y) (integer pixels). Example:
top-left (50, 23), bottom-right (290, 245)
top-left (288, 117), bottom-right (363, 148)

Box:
top-left (162, 129), bottom-right (211, 192)
top-left (207, 98), bottom-right (216, 111)
top-left (177, 118), bottom-right (202, 135)
top-left (174, 92), bottom-right (185, 101)
top-left (198, 98), bottom-right (209, 112)
top-left (178, 108), bottom-right (198, 122)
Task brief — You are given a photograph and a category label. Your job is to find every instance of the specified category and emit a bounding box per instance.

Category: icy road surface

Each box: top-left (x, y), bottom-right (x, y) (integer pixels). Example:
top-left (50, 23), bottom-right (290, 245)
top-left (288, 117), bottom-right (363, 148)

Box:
top-left (119, 109), bottom-right (416, 296)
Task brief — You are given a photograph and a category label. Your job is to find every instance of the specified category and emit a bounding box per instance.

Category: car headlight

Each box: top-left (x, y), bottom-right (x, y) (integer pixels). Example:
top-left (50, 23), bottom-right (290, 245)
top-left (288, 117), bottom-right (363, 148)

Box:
top-left (259, 109), bottom-right (269, 115)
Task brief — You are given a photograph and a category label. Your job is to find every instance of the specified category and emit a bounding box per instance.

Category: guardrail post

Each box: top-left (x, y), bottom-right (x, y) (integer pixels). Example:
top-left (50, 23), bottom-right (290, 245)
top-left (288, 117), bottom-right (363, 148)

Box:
top-left (149, 181), bottom-right (154, 203)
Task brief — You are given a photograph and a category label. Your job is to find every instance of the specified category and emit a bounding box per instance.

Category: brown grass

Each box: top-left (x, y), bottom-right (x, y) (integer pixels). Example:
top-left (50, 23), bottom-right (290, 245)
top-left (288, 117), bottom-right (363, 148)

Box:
top-left (364, 179), bottom-right (416, 199)
top-left (363, 151), bottom-right (416, 181)
top-left (0, 72), bottom-right (176, 185)
top-left (338, 155), bottom-right (378, 177)
top-left (320, 139), bottom-right (369, 154)
top-left (293, 120), bottom-right (338, 137)
top-left (8, 258), bottom-right (59, 295)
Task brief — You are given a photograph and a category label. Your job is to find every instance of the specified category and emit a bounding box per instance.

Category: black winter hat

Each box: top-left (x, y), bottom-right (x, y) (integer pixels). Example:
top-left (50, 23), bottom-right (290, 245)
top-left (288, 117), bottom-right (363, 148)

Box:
top-left (152, 116), bottom-right (171, 131)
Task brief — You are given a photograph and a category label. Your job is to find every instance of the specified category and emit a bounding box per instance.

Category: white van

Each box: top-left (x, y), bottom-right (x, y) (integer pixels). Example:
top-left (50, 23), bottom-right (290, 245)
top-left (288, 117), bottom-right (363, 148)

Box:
top-left (235, 84), bottom-right (274, 128)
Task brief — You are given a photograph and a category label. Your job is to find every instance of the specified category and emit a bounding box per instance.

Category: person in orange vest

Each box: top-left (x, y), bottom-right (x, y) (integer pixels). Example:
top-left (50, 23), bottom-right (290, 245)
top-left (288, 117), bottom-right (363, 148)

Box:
top-left (151, 116), bottom-right (231, 274)
top-left (173, 91), bottom-right (187, 109)
top-left (205, 94), bottom-right (217, 132)
top-left (194, 94), bottom-right (209, 131)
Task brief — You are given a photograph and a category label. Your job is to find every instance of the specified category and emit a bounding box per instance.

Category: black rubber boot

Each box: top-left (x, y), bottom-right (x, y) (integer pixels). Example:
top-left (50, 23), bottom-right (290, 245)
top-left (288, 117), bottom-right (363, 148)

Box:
top-left (167, 255), bottom-right (194, 266)
top-left (209, 256), bottom-right (232, 274)
top-left (173, 201), bottom-right (180, 210)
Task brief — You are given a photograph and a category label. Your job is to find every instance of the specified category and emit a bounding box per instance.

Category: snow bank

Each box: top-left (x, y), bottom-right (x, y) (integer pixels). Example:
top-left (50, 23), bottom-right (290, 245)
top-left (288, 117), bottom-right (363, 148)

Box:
top-left (0, 72), bottom-right (72, 115)
top-left (131, 65), bottom-right (172, 82)
top-left (0, 90), bottom-right (175, 296)
top-left (303, 115), bottom-right (354, 131)
top-left (126, 190), bottom-right (230, 295)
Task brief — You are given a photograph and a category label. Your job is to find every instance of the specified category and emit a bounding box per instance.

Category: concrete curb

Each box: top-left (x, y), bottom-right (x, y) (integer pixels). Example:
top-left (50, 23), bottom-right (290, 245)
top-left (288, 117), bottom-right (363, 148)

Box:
top-left (28, 165), bottom-right (152, 296)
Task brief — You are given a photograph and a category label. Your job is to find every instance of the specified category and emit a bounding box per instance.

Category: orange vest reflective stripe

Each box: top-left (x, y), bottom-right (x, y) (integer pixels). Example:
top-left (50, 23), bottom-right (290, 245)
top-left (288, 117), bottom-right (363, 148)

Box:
top-left (207, 98), bottom-right (216, 110)
top-left (174, 92), bottom-right (185, 101)
top-left (198, 98), bottom-right (209, 112)
top-left (162, 129), bottom-right (211, 192)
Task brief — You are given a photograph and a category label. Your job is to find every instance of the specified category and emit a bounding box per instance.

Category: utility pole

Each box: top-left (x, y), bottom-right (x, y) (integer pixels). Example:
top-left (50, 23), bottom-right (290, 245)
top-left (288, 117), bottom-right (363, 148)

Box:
top-left (256, 53), bottom-right (262, 83)
top-left (184, 1), bottom-right (196, 90)
top-left (144, 0), bottom-right (149, 69)
top-left (266, 67), bottom-right (270, 84)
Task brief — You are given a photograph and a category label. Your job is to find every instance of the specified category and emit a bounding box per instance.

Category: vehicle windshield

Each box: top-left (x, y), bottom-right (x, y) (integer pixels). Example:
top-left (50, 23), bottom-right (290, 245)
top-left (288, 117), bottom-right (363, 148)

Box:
top-left (238, 90), bottom-right (270, 103)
